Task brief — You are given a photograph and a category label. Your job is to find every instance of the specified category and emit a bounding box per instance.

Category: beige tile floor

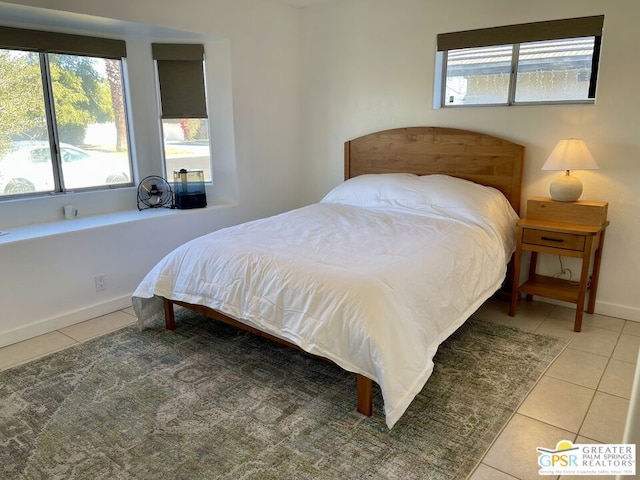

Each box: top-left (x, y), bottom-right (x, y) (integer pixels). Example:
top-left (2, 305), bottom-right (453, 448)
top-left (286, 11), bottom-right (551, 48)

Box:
top-left (0, 300), bottom-right (637, 480)
top-left (470, 298), bottom-right (638, 480)
top-left (0, 307), bottom-right (137, 372)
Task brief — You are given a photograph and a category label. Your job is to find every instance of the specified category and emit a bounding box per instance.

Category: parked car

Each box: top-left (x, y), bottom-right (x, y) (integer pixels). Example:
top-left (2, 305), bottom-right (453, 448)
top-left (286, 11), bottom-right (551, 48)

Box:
top-left (0, 141), bottom-right (130, 195)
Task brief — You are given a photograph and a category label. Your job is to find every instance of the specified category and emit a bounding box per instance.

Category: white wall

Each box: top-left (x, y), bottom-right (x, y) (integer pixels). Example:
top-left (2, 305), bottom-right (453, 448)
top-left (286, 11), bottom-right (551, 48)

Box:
top-left (2, 0), bottom-right (639, 347)
top-left (299, 0), bottom-right (640, 322)
top-left (0, 0), bottom-right (304, 346)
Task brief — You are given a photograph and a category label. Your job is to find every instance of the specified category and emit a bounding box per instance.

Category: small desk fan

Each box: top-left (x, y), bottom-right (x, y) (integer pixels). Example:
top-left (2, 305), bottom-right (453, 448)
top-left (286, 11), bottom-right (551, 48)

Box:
top-left (137, 175), bottom-right (174, 210)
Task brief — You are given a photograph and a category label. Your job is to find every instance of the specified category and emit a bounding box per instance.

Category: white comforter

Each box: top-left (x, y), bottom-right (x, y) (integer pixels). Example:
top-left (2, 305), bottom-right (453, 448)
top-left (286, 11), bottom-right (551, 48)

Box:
top-left (133, 174), bottom-right (518, 428)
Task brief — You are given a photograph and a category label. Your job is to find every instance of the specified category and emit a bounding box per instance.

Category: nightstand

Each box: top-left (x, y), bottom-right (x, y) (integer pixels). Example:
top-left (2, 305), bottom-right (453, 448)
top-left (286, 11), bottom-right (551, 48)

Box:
top-left (509, 197), bottom-right (609, 332)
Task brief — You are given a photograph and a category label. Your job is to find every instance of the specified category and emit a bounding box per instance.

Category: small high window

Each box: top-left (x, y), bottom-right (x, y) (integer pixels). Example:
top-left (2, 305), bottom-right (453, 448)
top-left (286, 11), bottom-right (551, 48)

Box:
top-left (152, 43), bottom-right (211, 182)
top-left (436, 16), bottom-right (604, 107)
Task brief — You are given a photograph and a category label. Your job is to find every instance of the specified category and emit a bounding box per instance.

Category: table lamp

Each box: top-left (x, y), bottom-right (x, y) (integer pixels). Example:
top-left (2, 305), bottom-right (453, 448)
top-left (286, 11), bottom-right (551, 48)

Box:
top-left (542, 139), bottom-right (599, 202)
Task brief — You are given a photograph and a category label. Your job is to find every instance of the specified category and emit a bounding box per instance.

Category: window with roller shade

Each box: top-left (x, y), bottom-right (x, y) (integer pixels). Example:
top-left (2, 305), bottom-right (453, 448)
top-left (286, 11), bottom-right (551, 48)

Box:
top-left (0, 26), bottom-right (132, 197)
top-left (436, 15), bottom-right (604, 107)
top-left (152, 43), bottom-right (211, 182)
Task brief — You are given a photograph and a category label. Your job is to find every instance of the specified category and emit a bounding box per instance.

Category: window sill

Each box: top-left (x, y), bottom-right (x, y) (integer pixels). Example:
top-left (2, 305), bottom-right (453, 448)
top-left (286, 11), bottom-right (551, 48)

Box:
top-left (0, 202), bottom-right (235, 246)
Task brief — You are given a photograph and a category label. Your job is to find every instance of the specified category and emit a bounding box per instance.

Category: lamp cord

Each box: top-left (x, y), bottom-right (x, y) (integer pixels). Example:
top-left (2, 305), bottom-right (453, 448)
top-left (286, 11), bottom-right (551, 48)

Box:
top-left (552, 256), bottom-right (580, 285)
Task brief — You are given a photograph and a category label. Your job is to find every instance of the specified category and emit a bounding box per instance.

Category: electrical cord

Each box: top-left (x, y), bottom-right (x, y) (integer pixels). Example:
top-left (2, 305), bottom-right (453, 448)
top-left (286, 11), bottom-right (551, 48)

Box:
top-left (552, 256), bottom-right (580, 285)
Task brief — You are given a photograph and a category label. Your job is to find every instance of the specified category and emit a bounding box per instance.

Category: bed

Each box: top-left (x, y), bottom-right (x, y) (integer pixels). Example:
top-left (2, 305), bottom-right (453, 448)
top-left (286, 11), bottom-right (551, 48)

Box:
top-left (132, 126), bottom-right (524, 428)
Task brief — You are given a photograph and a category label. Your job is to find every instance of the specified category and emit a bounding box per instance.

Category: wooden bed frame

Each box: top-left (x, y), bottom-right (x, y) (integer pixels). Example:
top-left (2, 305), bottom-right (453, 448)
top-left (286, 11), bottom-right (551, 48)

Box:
top-left (162, 126), bottom-right (525, 419)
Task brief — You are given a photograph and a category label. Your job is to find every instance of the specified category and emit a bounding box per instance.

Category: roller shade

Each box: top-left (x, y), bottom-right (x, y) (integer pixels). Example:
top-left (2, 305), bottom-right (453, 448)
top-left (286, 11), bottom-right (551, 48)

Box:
top-left (0, 25), bottom-right (126, 58)
top-left (152, 43), bottom-right (207, 119)
top-left (437, 15), bottom-right (604, 51)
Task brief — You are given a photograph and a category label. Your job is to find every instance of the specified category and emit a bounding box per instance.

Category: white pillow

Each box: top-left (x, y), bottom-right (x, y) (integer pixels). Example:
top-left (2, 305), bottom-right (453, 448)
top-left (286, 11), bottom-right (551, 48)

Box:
top-left (320, 173), bottom-right (422, 208)
top-left (321, 173), bottom-right (519, 255)
top-left (321, 173), bottom-right (511, 216)
top-left (415, 175), bottom-right (519, 247)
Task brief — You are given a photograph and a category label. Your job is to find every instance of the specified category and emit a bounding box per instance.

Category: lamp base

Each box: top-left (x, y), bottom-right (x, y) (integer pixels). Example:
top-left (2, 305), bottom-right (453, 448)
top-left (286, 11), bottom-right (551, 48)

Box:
top-left (549, 173), bottom-right (583, 202)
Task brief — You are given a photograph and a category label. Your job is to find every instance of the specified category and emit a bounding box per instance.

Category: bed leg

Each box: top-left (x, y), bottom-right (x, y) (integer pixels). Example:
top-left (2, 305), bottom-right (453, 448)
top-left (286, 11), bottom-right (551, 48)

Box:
top-left (163, 298), bottom-right (176, 331)
top-left (356, 374), bottom-right (373, 417)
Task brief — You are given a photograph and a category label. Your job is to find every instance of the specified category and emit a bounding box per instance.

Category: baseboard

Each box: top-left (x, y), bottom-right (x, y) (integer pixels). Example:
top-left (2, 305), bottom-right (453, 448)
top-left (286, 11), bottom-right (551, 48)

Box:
top-left (533, 297), bottom-right (640, 323)
top-left (0, 295), bottom-right (133, 349)
top-left (595, 301), bottom-right (640, 323)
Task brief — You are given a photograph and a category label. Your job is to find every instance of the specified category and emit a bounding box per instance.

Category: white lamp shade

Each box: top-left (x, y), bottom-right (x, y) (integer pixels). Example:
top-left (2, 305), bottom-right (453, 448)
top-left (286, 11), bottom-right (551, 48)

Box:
top-left (542, 139), bottom-right (599, 171)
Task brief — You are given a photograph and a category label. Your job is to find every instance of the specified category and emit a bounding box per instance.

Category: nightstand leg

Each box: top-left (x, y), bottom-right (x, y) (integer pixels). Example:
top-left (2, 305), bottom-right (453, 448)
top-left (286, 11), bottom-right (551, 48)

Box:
top-left (574, 236), bottom-right (595, 332)
top-left (574, 308), bottom-right (584, 333)
top-left (526, 252), bottom-right (538, 301)
top-left (509, 239), bottom-right (523, 317)
top-left (587, 230), bottom-right (606, 314)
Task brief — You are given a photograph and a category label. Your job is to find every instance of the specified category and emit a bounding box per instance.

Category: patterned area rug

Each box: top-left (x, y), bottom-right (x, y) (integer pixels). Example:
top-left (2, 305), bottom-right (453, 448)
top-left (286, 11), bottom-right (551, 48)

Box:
top-left (0, 311), bottom-right (567, 480)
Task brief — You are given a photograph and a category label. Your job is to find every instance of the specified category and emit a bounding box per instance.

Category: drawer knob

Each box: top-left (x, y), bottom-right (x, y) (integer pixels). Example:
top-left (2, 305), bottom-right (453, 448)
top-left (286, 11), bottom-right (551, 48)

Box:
top-left (541, 236), bottom-right (564, 243)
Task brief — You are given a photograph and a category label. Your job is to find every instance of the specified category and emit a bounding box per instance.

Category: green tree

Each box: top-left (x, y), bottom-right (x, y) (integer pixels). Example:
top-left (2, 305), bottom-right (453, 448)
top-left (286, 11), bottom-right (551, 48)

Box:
top-left (0, 51), bottom-right (46, 155)
top-left (50, 55), bottom-right (113, 145)
top-left (0, 50), bottom-right (118, 152)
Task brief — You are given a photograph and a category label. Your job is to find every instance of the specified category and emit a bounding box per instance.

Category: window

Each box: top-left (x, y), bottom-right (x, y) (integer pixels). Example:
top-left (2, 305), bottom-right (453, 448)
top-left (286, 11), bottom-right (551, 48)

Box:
top-left (0, 27), bottom-right (132, 197)
top-left (436, 16), bottom-right (604, 107)
top-left (152, 43), bottom-right (211, 182)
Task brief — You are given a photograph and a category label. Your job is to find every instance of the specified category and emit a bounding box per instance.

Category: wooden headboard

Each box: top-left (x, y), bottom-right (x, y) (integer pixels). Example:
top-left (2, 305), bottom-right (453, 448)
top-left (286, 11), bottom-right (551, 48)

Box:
top-left (344, 127), bottom-right (525, 214)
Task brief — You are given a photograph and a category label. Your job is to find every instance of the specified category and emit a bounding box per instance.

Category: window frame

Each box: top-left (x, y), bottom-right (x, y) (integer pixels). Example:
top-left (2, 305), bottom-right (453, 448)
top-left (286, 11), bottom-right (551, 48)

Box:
top-left (0, 26), bottom-right (133, 199)
top-left (436, 15), bottom-right (604, 108)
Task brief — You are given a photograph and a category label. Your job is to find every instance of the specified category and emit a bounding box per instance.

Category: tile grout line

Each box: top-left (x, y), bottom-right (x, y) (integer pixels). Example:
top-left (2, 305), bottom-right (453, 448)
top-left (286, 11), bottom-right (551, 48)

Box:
top-left (545, 307), bottom-right (629, 444)
top-left (572, 326), bottom-right (627, 442)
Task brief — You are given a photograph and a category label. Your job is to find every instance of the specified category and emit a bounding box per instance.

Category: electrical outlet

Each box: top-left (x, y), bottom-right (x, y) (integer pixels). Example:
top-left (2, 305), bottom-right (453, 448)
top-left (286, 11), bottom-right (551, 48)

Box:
top-left (95, 274), bottom-right (106, 292)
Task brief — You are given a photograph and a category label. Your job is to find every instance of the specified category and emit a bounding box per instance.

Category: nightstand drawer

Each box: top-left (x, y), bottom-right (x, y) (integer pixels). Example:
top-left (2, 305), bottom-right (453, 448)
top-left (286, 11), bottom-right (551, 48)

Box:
top-left (522, 228), bottom-right (585, 251)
